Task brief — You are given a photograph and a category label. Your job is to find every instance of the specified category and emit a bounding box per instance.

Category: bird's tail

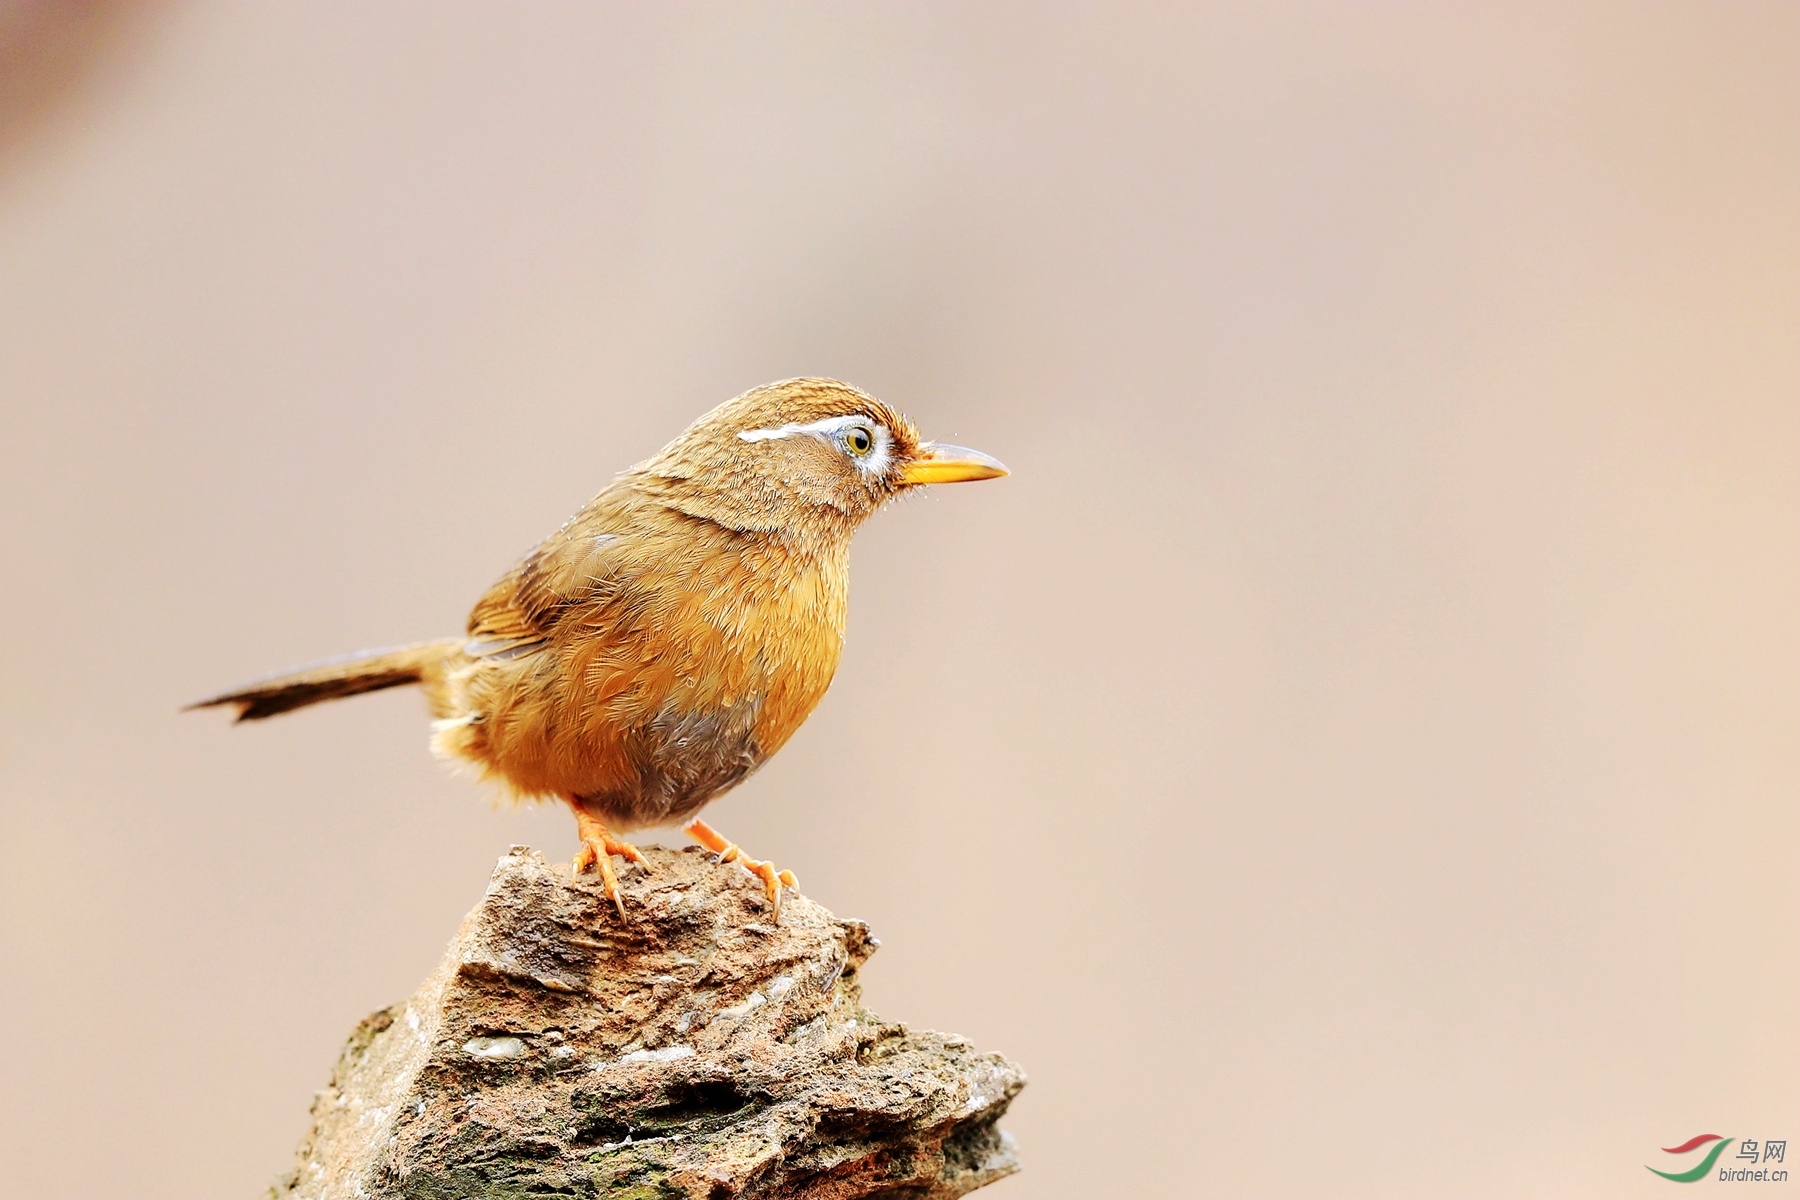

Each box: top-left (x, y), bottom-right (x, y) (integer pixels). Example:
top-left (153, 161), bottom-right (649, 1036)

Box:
top-left (185, 639), bottom-right (464, 722)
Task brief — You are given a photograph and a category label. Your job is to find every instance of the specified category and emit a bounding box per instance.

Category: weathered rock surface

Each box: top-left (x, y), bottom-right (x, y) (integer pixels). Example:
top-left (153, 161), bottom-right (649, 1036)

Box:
top-left (273, 845), bottom-right (1024, 1199)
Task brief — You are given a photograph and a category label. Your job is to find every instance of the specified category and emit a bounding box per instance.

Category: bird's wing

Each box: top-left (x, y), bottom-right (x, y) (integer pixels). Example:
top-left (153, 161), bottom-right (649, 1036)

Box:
top-left (466, 489), bottom-right (641, 648)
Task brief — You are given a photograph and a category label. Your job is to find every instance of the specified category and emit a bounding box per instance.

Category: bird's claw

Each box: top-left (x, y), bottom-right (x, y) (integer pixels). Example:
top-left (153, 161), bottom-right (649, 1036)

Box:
top-left (682, 817), bottom-right (799, 919)
top-left (570, 810), bottom-right (649, 919)
top-left (735, 854), bottom-right (798, 919)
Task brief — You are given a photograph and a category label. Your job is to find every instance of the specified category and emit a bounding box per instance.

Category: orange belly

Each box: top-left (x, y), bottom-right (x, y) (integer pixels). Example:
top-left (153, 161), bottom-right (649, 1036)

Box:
top-left (429, 537), bottom-right (848, 829)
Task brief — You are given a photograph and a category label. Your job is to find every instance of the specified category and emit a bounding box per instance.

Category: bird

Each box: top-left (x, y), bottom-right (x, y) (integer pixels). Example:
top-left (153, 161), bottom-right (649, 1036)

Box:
top-left (188, 378), bottom-right (1007, 919)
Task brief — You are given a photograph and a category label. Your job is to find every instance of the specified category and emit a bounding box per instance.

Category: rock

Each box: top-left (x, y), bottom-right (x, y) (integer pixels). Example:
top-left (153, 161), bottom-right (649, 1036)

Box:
top-left (273, 845), bottom-right (1024, 1199)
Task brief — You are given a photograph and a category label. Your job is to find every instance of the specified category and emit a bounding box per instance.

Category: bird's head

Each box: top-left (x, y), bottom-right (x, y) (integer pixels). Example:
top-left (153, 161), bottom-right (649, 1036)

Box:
top-left (638, 378), bottom-right (1007, 535)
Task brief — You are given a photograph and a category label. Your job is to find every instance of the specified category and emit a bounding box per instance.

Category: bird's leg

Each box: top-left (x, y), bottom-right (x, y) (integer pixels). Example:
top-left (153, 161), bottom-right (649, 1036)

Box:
top-left (568, 804), bottom-right (650, 919)
top-left (682, 817), bottom-right (799, 919)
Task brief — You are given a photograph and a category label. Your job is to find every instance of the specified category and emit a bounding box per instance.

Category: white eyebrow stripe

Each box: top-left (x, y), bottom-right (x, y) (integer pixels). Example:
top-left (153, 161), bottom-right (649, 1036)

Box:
top-left (738, 414), bottom-right (873, 442)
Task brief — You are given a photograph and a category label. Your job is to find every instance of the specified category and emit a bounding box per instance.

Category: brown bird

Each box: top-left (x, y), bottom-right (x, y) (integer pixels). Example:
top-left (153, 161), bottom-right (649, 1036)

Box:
top-left (189, 378), bottom-right (1006, 918)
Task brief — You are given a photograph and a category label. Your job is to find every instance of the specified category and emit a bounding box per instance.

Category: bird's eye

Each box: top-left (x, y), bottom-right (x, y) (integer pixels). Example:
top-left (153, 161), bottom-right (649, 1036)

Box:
top-left (844, 426), bottom-right (874, 456)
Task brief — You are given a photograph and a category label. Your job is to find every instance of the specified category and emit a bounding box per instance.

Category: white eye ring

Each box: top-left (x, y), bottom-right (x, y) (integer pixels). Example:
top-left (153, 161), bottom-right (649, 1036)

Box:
top-left (842, 424), bottom-right (876, 456)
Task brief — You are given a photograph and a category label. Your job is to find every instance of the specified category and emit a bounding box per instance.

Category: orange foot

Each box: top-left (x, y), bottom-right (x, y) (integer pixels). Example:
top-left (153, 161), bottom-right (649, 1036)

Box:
top-left (683, 817), bottom-right (799, 919)
top-left (569, 806), bottom-right (651, 918)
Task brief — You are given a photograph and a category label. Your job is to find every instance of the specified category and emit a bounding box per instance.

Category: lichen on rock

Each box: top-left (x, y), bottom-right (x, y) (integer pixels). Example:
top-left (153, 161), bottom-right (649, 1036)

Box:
top-left (272, 845), bottom-right (1024, 1199)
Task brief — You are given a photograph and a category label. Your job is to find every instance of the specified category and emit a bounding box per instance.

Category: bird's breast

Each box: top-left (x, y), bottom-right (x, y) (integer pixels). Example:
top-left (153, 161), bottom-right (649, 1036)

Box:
top-left (582, 536), bottom-right (848, 822)
top-left (445, 528), bottom-right (850, 816)
top-left (683, 537), bottom-right (849, 758)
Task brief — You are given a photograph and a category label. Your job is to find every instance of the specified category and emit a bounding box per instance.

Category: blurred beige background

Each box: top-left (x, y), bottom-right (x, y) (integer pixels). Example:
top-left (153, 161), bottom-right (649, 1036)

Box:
top-left (1, 3), bottom-right (1794, 1197)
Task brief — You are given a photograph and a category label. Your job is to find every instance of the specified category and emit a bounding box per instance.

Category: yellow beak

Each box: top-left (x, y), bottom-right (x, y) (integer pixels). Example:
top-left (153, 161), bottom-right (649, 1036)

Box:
top-left (899, 442), bottom-right (1010, 485)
